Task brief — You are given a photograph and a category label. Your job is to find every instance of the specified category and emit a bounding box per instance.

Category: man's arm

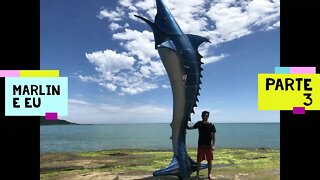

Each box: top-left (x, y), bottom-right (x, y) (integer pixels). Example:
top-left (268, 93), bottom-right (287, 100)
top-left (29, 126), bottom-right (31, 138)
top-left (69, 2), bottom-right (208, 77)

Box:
top-left (186, 122), bottom-right (198, 130)
top-left (210, 123), bottom-right (216, 150)
top-left (186, 124), bottom-right (196, 130)
top-left (211, 133), bottom-right (216, 150)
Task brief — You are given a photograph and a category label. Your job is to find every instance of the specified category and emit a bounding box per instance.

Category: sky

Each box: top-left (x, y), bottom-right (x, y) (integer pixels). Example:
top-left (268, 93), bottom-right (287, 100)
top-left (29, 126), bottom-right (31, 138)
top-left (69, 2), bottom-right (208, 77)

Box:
top-left (40, 0), bottom-right (280, 124)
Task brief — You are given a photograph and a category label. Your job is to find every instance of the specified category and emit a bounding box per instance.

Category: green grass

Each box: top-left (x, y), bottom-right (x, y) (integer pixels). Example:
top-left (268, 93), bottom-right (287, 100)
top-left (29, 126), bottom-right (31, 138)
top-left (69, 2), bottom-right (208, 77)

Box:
top-left (40, 148), bottom-right (279, 179)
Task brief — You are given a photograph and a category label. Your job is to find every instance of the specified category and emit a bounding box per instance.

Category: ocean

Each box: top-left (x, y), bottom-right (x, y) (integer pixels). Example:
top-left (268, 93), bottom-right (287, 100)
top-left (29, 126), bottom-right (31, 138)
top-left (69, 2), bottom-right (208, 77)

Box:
top-left (40, 123), bottom-right (279, 152)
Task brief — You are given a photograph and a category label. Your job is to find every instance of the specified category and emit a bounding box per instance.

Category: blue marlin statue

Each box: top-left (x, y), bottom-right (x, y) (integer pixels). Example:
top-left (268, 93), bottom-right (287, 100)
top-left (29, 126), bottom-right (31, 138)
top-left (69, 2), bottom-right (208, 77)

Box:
top-left (135, 0), bottom-right (210, 179)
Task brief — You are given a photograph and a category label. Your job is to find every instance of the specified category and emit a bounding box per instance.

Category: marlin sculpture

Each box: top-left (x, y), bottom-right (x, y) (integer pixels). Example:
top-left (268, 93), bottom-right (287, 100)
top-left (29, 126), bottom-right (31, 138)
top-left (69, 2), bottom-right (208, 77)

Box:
top-left (135, 0), bottom-right (210, 179)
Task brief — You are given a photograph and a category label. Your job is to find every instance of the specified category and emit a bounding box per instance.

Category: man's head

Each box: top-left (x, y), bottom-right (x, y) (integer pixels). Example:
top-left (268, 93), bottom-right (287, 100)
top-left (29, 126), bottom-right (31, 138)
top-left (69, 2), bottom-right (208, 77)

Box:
top-left (201, 111), bottom-right (210, 121)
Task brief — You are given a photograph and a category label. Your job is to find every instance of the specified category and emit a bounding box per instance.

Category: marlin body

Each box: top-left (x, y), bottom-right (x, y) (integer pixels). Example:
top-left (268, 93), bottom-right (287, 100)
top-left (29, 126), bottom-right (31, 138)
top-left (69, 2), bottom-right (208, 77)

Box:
top-left (135, 0), bottom-right (210, 179)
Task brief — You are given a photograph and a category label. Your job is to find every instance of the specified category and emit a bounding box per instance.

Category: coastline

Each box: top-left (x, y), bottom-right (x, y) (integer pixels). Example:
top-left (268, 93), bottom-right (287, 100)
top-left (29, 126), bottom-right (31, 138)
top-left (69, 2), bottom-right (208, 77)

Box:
top-left (41, 148), bottom-right (279, 180)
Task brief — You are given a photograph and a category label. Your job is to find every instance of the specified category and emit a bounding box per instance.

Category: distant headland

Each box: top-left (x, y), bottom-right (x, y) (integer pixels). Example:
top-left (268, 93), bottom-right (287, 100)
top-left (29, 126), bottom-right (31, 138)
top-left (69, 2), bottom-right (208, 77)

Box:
top-left (40, 116), bottom-right (78, 125)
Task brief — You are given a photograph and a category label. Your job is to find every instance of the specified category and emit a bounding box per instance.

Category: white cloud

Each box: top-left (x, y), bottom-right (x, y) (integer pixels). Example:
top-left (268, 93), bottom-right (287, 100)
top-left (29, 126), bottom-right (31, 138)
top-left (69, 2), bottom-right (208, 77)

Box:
top-left (140, 60), bottom-right (166, 78)
top-left (247, 0), bottom-right (278, 19)
top-left (78, 75), bottom-right (100, 83)
top-left (81, 48), bottom-right (161, 95)
top-left (164, 0), bottom-right (209, 34)
top-left (119, 0), bottom-right (132, 7)
top-left (85, 49), bottom-right (135, 73)
top-left (69, 99), bottom-right (91, 105)
top-left (97, 8), bottom-right (125, 21)
top-left (65, 99), bottom-right (171, 124)
top-left (265, 20), bottom-right (280, 30)
top-left (204, 0), bottom-right (279, 43)
top-left (83, 0), bottom-right (279, 95)
top-left (121, 82), bottom-right (158, 95)
top-left (135, 0), bottom-right (155, 10)
top-left (64, 99), bottom-right (233, 124)
top-left (83, 28), bottom-right (164, 95)
top-left (203, 54), bottom-right (228, 64)
top-left (113, 29), bottom-right (158, 64)
top-left (161, 84), bottom-right (171, 89)
top-left (65, 98), bottom-right (279, 124)
top-left (109, 22), bottom-right (122, 31)
top-left (99, 82), bottom-right (117, 91)
top-left (99, 104), bottom-right (122, 112)
top-left (124, 23), bottom-right (130, 28)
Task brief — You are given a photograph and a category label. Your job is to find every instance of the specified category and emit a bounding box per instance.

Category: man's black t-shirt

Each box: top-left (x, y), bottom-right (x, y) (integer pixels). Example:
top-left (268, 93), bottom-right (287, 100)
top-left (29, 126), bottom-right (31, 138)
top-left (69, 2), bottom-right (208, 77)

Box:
top-left (193, 121), bottom-right (216, 146)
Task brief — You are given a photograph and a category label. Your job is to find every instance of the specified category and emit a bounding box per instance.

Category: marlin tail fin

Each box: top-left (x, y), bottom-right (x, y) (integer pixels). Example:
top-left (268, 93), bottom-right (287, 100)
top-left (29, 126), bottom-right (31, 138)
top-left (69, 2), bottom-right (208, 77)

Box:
top-left (153, 155), bottom-right (208, 178)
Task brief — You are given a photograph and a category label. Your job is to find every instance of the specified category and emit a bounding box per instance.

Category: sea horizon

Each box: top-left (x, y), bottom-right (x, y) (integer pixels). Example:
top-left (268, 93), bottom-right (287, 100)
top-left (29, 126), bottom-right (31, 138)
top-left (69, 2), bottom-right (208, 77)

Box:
top-left (45, 122), bottom-right (280, 125)
top-left (41, 123), bottom-right (280, 152)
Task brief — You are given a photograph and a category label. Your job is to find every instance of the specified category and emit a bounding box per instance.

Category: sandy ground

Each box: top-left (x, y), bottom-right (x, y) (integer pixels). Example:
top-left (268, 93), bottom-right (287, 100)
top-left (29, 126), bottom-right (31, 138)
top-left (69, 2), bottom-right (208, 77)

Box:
top-left (41, 171), bottom-right (280, 180)
top-left (42, 172), bottom-right (155, 180)
top-left (40, 150), bottom-right (279, 180)
top-left (41, 172), bottom-right (209, 180)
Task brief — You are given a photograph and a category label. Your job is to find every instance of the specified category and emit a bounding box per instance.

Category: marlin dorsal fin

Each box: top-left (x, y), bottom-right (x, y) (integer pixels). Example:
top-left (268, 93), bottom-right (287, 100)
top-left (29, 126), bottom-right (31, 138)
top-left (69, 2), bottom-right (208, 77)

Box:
top-left (186, 34), bottom-right (210, 50)
top-left (134, 15), bottom-right (154, 28)
top-left (135, 14), bottom-right (169, 49)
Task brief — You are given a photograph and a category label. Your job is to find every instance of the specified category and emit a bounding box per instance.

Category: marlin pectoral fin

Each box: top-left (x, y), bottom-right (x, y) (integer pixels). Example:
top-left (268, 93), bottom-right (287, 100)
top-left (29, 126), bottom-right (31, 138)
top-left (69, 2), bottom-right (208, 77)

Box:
top-left (186, 34), bottom-right (211, 50)
top-left (157, 40), bottom-right (177, 51)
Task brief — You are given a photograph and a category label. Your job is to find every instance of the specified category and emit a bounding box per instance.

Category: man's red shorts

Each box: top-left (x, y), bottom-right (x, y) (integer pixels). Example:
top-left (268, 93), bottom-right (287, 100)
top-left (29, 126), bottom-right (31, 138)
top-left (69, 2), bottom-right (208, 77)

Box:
top-left (197, 145), bottom-right (213, 163)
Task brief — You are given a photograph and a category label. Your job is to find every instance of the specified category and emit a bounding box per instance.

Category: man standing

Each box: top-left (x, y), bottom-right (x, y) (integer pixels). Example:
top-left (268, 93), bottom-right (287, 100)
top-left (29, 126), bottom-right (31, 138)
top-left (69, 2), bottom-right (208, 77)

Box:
top-left (187, 111), bottom-right (216, 180)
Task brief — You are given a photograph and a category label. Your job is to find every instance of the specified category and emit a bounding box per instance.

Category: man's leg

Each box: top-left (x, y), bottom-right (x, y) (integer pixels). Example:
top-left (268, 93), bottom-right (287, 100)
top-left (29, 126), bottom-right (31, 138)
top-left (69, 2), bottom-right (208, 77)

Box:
top-left (208, 161), bottom-right (213, 179)
top-left (196, 146), bottom-right (204, 179)
top-left (196, 160), bottom-right (201, 179)
top-left (206, 146), bottom-right (214, 179)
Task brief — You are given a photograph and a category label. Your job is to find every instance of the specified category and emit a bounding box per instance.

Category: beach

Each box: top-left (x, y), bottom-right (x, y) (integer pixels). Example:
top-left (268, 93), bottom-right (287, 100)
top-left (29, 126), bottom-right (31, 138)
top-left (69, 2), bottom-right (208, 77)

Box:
top-left (40, 148), bottom-right (279, 180)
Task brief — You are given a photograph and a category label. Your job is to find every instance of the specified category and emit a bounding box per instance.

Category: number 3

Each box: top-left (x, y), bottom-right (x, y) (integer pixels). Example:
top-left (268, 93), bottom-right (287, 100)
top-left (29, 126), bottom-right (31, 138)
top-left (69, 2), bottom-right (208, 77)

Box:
top-left (303, 93), bottom-right (312, 106)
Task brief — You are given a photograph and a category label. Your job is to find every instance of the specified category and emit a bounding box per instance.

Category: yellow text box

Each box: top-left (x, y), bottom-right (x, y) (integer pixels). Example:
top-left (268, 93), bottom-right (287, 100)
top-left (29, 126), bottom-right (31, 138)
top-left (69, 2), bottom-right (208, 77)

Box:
top-left (20, 70), bottom-right (59, 77)
top-left (258, 74), bottom-right (320, 110)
